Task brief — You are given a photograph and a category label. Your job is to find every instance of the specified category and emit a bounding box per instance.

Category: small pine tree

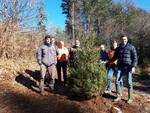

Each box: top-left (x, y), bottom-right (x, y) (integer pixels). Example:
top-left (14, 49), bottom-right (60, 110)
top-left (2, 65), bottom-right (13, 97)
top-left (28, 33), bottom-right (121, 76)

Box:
top-left (68, 32), bottom-right (107, 99)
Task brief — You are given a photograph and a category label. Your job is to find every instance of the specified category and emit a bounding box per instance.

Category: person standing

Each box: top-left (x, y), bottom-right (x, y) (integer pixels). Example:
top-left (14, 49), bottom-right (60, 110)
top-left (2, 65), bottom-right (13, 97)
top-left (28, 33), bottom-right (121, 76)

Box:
top-left (113, 35), bottom-right (138, 104)
top-left (98, 44), bottom-right (108, 64)
top-left (56, 41), bottom-right (69, 84)
top-left (37, 35), bottom-right (57, 95)
top-left (69, 39), bottom-right (81, 68)
top-left (105, 40), bottom-right (123, 94)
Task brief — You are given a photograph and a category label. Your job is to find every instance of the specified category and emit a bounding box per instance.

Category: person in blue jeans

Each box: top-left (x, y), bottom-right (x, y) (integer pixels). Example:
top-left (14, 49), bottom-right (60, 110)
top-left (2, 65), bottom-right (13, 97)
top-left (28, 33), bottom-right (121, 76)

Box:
top-left (112, 35), bottom-right (138, 104)
top-left (105, 40), bottom-right (123, 94)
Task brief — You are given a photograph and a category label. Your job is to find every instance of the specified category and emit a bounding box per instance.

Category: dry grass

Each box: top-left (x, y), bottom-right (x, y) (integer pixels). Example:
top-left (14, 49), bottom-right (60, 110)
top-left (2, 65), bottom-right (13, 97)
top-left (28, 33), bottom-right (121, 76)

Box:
top-left (0, 58), bottom-right (39, 80)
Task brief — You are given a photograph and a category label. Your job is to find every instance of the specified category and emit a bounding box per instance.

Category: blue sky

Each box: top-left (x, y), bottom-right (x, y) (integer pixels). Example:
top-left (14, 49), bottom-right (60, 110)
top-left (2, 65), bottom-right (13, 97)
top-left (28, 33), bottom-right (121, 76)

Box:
top-left (133, 0), bottom-right (150, 12)
top-left (44, 0), bottom-right (150, 31)
top-left (44, 0), bottom-right (66, 31)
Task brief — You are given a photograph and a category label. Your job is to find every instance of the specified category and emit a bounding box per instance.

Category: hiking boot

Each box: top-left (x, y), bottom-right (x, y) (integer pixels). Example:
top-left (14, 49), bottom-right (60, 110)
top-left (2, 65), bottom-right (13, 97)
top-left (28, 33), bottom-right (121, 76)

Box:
top-left (49, 79), bottom-right (55, 91)
top-left (49, 84), bottom-right (54, 91)
top-left (114, 95), bottom-right (121, 102)
top-left (127, 88), bottom-right (133, 104)
top-left (39, 79), bottom-right (44, 94)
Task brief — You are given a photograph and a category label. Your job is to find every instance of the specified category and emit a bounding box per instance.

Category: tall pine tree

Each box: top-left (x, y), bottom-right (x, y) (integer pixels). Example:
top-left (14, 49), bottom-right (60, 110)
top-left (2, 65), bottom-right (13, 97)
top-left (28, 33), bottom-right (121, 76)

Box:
top-left (61, 0), bottom-right (81, 41)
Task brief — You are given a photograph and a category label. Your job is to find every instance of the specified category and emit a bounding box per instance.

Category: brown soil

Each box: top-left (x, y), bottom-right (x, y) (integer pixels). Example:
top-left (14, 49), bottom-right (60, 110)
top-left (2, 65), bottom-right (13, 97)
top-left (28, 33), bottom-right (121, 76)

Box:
top-left (0, 69), bottom-right (150, 113)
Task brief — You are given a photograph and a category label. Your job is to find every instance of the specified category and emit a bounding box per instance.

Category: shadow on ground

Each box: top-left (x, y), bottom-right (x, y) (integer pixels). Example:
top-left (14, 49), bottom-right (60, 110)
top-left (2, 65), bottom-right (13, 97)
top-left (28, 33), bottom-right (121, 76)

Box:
top-left (133, 74), bottom-right (150, 94)
top-left (15, 69), bottom-right (70, 97)
top-left (1, 91), bottom-right (94, 113)
top-left (15, 69), bottom-right (41, 94)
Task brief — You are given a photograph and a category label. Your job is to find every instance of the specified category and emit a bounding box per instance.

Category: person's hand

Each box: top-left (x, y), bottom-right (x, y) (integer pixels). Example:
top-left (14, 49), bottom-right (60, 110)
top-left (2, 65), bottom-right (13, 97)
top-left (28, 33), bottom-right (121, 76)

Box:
top-left (101, 61), bottom-right (107, 64)
top-left (132, 67), bottom-right (135, 73)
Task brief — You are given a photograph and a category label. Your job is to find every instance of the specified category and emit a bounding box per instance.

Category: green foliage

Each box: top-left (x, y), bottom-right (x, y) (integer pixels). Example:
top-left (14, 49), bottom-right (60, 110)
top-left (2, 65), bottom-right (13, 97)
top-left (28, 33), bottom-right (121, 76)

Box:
top-left (143, 57), bottom-right (150, 66)
top-left (68, 33), bottom-right (107, 99)
top-left (54, 28), bottom-right (70, 46)
top-left (82, 0), bottom-right (112, 19)
top-left (139, 57), bottom-right (150, 80)
top-left (61, 0), bottom-right (73, 37)
top-left (55, 28), bottom-right (66, 41)
top-left (81, 0), bottom-right (113, 38)
top-left (61, 0), bottom-right (81, 38)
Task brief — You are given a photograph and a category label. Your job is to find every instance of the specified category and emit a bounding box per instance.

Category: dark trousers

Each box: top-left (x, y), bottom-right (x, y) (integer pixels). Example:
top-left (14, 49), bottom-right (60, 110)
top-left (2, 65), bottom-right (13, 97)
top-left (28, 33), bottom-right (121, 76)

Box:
top-left (57, 61), bottom-right (68, 83)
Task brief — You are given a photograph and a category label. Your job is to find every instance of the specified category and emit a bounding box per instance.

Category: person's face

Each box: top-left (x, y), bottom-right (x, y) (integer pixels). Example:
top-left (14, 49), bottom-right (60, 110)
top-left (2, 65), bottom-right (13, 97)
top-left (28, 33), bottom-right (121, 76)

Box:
top-left (58, 41), bottom-right (64, 48)
top-left (100, 45), bottom-right (105, 51)
top-left (121, 36), bottom-right (128, 45)
top-left (46, 38), bottom-right (50, 44)
top-left (50, 38), bottom-right (55, 44)
top-left (113, 41), bottom-right (117, 49)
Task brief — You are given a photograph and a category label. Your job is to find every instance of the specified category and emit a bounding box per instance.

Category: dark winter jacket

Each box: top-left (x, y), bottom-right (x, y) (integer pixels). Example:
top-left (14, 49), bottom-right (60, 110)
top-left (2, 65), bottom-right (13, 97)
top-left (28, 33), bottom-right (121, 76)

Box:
top-left (99, 50), bottom-right (108, 62)
top-left (69, 45), bottom-right (81, 67)
top-left (37, 44), bottom-right (57, 66)
top-left (114, 43), bottom-right (138, 68)
top-left (69, 45), bottom-right (80, 60)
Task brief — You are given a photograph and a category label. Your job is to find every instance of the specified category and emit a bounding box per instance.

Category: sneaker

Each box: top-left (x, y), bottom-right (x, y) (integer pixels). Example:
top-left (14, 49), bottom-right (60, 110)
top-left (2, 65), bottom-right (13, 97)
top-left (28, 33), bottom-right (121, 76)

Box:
top-left (49, 80), bottom-right (55, 91)
top-left (114, 96), bottom-right (121, 102)
top-left (127, 98), bottom-right (133, 104)
top-left (104, 90), bottom-right (111, 94)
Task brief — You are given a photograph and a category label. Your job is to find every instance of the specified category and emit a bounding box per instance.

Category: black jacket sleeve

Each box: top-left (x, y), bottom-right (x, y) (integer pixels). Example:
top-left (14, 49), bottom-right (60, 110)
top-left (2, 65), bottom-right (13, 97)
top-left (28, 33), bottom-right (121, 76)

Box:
top-left (131, 45), bottom-right (138, 67)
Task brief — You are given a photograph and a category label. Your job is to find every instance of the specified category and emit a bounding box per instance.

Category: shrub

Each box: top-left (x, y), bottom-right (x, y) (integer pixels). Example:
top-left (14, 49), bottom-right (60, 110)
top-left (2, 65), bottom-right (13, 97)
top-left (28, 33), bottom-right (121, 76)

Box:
top-left (68, 33), bottom-right (107, 99)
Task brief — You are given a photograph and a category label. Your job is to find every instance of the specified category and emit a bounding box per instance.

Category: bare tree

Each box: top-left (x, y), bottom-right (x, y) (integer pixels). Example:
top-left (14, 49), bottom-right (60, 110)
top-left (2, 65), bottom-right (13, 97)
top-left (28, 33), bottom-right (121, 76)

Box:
top-left (0, 0), bottom-right (42, 58)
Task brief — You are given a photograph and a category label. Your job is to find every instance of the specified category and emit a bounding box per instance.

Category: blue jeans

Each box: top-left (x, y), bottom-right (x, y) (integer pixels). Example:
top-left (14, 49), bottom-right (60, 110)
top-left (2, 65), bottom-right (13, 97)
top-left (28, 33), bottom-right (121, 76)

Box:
top-left (106, 67), bottom-right (123, 92)
top-left (116, 65), bottom-right (133, 94)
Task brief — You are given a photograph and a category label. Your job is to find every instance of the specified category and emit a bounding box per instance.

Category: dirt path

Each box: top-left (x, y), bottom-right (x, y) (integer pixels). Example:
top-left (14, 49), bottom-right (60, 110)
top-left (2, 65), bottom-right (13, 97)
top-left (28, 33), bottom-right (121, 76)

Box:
top-left (0, 72), bottom-right (150, 113)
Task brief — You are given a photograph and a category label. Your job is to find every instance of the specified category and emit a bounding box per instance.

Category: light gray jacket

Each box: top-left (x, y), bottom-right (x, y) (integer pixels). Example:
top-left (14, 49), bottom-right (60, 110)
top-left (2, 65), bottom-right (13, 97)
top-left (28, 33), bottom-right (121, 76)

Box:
top-left (37, 44), bottom-right (57, 66)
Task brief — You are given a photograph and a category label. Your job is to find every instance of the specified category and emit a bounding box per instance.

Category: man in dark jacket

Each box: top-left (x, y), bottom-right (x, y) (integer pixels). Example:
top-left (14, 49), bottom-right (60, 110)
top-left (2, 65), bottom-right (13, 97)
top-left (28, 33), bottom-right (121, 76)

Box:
top-left (69, 39), bottom-right (81, 68)
top-left (37, 35), bottom-right (57, 95)
top-left (113, 35), bottom-right (138, 104)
